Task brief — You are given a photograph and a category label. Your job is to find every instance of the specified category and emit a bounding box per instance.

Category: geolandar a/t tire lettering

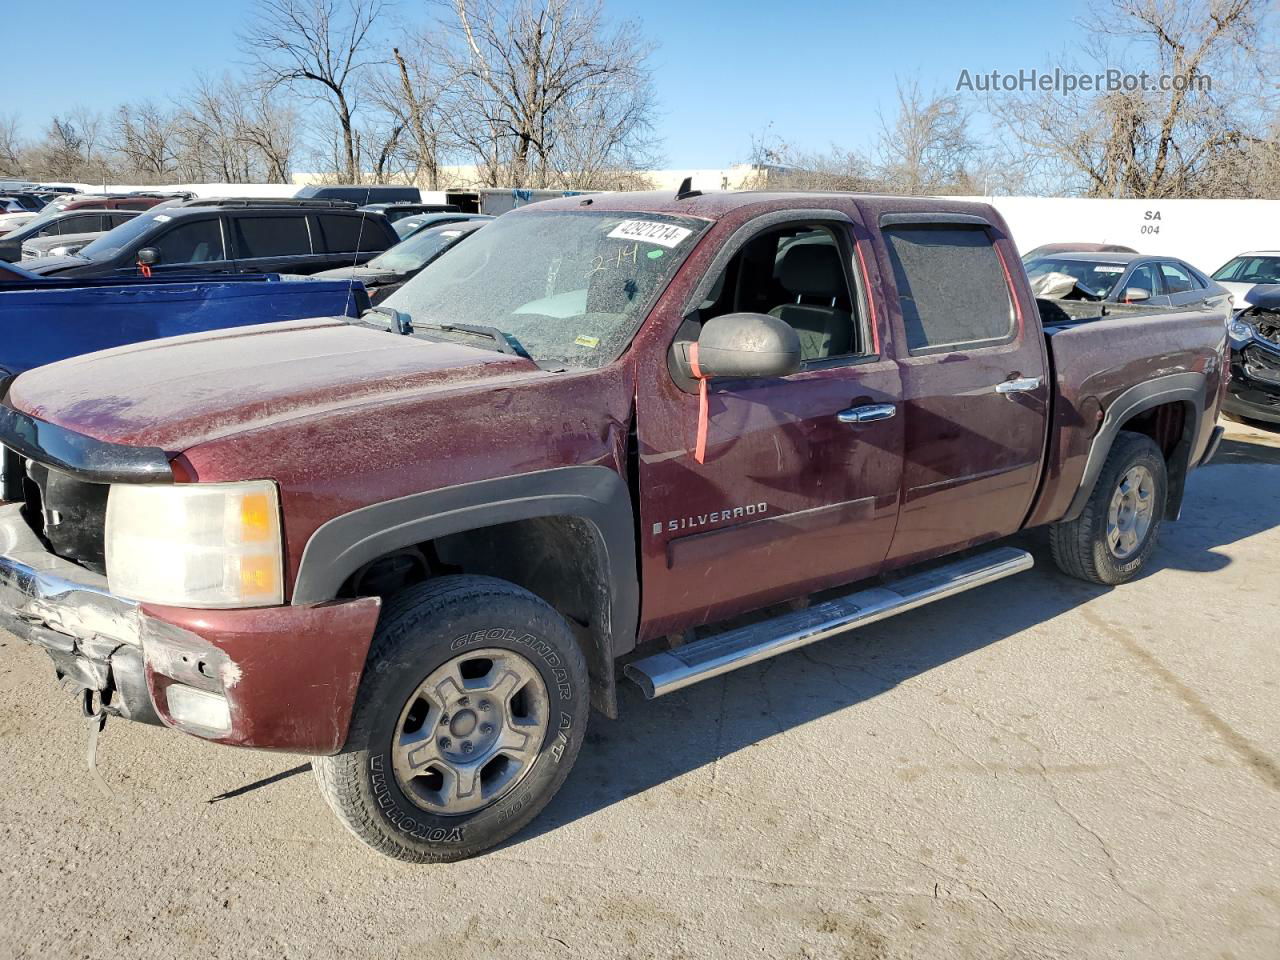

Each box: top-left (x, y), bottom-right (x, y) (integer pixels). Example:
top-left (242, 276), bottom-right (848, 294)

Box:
top-left (313, 575), bottom-right (590, 863)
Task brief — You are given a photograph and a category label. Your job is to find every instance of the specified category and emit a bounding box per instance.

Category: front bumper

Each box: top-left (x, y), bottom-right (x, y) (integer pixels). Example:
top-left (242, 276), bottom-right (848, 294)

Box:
top-left (1225, 344), bottom-right (1280, 425)
top-left (0, 503), bottom-right (381, 754)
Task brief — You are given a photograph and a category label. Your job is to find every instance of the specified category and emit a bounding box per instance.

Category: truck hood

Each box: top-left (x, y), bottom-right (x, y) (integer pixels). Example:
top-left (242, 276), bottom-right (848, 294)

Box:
top-left (7, 317), bottom-right (541, 450)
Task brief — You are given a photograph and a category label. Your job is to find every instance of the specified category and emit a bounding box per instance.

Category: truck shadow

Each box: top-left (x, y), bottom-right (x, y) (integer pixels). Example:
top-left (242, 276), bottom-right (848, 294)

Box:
top-left (513, 456), bottom-right (1280, 845)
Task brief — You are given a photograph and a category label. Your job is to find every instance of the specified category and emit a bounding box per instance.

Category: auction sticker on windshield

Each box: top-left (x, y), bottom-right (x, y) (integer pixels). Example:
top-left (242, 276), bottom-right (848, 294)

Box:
top-left (607, 220), bottom-right (693, 248)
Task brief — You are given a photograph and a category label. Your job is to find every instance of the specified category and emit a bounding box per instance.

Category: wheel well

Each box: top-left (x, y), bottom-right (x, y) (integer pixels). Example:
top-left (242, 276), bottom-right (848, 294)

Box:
top-left (1116, 400), bottom-right (1194, 519)
top-left (341, 516), bottom-right (618, 718)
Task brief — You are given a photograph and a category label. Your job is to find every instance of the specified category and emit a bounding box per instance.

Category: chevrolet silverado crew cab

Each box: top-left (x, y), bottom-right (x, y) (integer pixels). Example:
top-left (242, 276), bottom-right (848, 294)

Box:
top-left (0, 190), bottom-right (1227, 862)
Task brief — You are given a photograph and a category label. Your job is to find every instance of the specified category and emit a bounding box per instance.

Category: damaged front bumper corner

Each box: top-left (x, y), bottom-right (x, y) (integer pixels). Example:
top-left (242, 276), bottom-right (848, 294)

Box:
top-left (0, 502), bottom-right (159, 725)
top-left (0, 502), bottom-right (382, 754)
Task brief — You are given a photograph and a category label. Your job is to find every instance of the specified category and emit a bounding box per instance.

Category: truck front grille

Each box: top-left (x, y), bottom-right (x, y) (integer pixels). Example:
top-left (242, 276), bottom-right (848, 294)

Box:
top-left (9, 457), bottom-right (109, 573)
top-left (1243, 345), bottom-right (1280, 387)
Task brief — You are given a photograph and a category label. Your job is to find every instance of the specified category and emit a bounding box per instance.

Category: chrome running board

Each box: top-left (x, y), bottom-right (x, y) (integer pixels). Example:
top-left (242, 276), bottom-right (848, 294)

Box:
top-left (624, 546), bottom-right (1033, 698)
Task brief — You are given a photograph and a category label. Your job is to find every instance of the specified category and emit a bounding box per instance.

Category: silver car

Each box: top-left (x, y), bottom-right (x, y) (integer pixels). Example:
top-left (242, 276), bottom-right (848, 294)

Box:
top-left (1024, 251), bottom-right (1232, 309)
top-left (21, 231), bottom-right (102, 260)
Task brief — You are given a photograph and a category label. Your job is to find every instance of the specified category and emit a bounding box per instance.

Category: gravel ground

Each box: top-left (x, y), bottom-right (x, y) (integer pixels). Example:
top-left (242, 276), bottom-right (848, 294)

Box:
top-left (1, 421), bottom-right (1278, 960)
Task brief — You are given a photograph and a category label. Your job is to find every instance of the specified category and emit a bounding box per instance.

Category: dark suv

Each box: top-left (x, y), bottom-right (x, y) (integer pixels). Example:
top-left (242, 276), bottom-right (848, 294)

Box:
top-left (0, 210), bottom-right (143, 263)
top-left (18, 202), bottom-right (398, 278)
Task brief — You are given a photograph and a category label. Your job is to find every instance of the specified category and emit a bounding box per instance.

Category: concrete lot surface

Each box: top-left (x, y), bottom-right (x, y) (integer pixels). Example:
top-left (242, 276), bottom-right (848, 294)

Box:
top-left (1, 422), bottom-right (1278, 960)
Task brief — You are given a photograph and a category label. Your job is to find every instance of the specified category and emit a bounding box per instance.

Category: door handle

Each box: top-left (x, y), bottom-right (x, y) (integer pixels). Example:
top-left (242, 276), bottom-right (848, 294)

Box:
top-left (837, 403), bottom-right (896, 424)
top-left (995, 376), bottom-right (1042, 395)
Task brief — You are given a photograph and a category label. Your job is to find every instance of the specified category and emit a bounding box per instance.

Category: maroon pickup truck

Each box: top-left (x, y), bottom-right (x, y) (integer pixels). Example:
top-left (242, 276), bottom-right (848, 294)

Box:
top-left (0, 190), bottom-right (1228, 862)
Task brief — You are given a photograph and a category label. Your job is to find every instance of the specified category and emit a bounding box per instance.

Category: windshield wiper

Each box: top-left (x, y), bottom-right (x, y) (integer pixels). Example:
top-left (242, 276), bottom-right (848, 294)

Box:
top-left (361, 305), bottom-right (412, 335)
top-left (413, 320), bottom-right (533, 360)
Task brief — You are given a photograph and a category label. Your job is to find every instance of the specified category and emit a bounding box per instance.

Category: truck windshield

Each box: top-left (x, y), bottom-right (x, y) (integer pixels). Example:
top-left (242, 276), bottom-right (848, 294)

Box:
top-left (382, 210), bottom-right (708, 367)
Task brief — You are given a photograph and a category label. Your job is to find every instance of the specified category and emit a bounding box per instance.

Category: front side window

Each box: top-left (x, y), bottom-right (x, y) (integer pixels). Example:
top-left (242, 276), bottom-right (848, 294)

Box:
top-left (153, 219), bottom-right (225, 264)
top-left (234, 215), bottom-right (311, 258)
top-left (1126, 264), bottom-right (1162, 297)
top-left (696, 223), bottom-right (865, 363)
top-left (384, 210), bottom-right (707, 368)
top-left (884, 225), bottom-right (1015, 352)
top-left (1158, 261), bottom-right (1198, 293)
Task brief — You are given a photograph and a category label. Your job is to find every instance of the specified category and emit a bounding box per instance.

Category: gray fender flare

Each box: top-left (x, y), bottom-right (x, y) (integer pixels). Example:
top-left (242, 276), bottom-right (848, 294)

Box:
top-left (291, 465), bottom-right (638, 657)
top-left (1062, 371), bottom-right (1206, 523)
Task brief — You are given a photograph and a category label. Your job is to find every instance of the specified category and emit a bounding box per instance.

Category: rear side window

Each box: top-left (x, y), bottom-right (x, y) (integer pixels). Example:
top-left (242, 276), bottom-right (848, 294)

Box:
top-left (1159, 261), bottom-right (1199, 293)
top-left (883, 225), bottom-right (1015, 353)
top-left (108, 213), bottom-right (135, 228)
top-left (153, 219), bottom-right (225, 264)
top-left (233, 215), bottom-right (311, 258)
top-left (318, 214), bottom-right (391, 254)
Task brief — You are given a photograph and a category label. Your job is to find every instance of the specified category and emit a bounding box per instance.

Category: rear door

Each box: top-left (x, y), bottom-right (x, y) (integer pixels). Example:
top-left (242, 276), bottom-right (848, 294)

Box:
top-left (878, 217), bottom-right (1050, 568)
top-left (231, 213), bottom-right (316, 274)
top-left (635, 212), bottom-right (904, 639)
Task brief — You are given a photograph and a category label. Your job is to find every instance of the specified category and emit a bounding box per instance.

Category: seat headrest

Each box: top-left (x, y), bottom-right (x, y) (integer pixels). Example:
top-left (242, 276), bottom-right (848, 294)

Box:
top-left (776, 242), bottom-right (842, 297)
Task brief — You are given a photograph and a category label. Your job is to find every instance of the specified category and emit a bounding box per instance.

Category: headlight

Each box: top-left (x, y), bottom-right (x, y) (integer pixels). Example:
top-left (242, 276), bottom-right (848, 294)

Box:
top-left (106, 480), bottom-right (284, 607)
top-left (1227, 316), bottom-right (1255, 345)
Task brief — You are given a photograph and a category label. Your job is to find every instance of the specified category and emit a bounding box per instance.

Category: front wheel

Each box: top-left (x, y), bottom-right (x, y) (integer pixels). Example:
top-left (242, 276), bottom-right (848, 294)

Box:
top-left (1050, 431), bottom-right (1168, 585)
top-left (314, 575), bottom-right (590, 862)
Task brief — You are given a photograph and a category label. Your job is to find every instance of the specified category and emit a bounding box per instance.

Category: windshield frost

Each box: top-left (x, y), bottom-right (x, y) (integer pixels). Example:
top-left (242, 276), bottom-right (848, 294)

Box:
top-left (383, 210), bottom-right (707, 367)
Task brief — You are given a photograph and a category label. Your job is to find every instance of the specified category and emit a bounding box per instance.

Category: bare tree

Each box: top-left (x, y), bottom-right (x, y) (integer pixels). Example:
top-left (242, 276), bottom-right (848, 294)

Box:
top-left (242, 0), bottom-right (388, 182)
top-left (0, 114), bottom-right (24, 176)
top-left (991, 0), bottom-right (1277, 197)
top-left (368, 44), bottom-right (448, 189)
top-left (239, 87), bottom-right (301, 182)
top-left (438, 0), bottom-right (658, 188)
top-left (110, 102), bottom-right (180, 182)
top-left (35, 116), bottom-right (88, 181)
top-left (876, 79), bottom-right (978, 194)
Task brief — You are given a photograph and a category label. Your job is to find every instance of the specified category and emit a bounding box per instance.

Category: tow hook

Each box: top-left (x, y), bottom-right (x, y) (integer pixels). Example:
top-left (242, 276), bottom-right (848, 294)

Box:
top-left (79, 687), bottom-right (113, 799)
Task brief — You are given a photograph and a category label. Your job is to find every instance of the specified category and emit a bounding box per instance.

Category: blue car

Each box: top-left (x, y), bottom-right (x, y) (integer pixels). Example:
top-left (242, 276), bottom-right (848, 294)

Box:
top-left (0, 270), bottom-right (369, 380)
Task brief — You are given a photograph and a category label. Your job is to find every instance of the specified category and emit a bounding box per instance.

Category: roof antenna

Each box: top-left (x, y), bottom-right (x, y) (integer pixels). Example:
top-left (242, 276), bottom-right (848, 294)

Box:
top-left (675, 176), bottom-right (701, 200)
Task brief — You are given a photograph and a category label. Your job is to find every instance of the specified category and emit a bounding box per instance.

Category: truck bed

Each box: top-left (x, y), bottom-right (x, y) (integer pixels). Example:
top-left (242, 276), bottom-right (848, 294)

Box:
top-left (1027, 302), bottom-right (1226, 527)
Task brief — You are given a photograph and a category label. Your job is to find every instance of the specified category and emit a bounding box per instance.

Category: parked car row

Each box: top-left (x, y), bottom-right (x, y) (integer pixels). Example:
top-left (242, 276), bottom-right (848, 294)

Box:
top-left (1022, 240), bottom-right (1280, 427)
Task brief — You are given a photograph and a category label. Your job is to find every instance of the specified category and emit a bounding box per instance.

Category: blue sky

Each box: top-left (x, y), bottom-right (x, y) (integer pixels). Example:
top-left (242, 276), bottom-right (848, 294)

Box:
top-left (10, 0), bottom-right (1086, 169)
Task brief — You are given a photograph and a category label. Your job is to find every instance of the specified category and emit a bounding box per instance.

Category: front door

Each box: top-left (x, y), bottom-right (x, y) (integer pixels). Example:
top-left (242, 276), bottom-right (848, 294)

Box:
top-left (634, 216), bottom-right (903, 641)
top-left (877, 219), bottom-right (1050, 568)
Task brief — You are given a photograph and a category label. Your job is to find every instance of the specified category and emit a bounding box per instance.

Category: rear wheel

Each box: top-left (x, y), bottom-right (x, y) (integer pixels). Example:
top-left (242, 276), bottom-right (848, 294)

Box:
top-left (1050, 431), bottom-right (1168, 585)
top-left (314, 575), bottom-right (589, 862)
